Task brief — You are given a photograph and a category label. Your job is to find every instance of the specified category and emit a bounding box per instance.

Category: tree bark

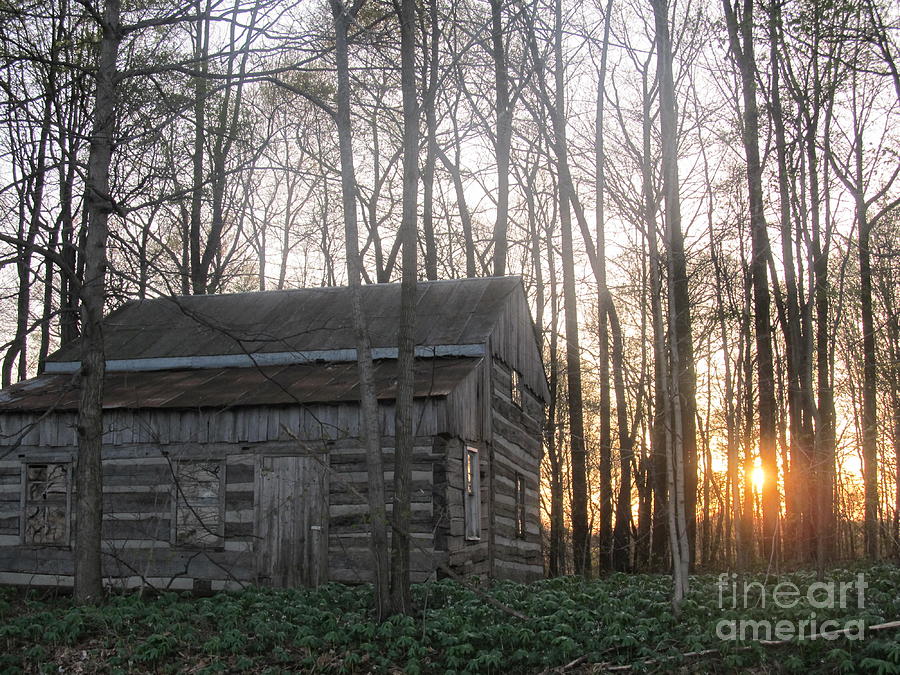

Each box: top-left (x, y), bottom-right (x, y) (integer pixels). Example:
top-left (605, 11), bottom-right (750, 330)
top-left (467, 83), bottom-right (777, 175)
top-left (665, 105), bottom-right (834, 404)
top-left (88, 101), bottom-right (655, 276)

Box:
top-left (545, 232), bottom-right (565, 576)
top-left (651, 0), bottom-right (696, 586)
top-left (420, 0), bottom-right (440, 280)
top-left (652, 0), bottom-right (698, 570)
top-left (436, 143), bottom-right (477, 277)
top-left (75, 0), bottom-right (121, 603)
top-left (189, 0), bottom-right (210, 294)
top-left (880, 276), bottom-right (900, 558)
top-left (595, 0), bottom-right (614, 572)
top-left (391, 0), bottom-right (419, 614)
top-left (490, 0), bottom-right (511, 277)
top-left (609, 299), bottom-right (633, 572)
top-left (858, 193), bottom-right (878, 560)
top-left (722, 0), bottom-right (780, 564)
top-left (331, 0), bottom-right (390, 620)
top-left (766, 0), bottom-right (815, 562)
top-left (549, 0), bottom-right (591, 577)
top-left (521, 0), bottom-right (591, 576)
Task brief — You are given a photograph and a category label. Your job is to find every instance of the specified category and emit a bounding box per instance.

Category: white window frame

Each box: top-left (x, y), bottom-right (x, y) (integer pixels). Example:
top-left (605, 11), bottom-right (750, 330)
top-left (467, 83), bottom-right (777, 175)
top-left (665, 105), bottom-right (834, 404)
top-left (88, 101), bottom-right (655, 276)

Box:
top-left (464, 446), bottom-right (481, 541)
top-left (22, 461), bottom-right (71, 547)
top-left (511, 369), bottom-right (523, 409)
top-left (515, 473), bottom-right (526, 539)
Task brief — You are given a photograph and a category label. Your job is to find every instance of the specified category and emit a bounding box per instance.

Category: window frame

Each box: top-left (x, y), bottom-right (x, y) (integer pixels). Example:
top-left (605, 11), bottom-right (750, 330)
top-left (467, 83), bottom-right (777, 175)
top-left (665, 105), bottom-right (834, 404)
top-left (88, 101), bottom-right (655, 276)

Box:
top-left (464, 446), bottom-right (481, 541)
top-left (510, 369), bottom-right (523, 409)
top-left (515, 473), bottom-right (527, 539)
top-left (171, 459), bottom-right (226, 549)
top-left (21, 461), bottom-right (72, 547)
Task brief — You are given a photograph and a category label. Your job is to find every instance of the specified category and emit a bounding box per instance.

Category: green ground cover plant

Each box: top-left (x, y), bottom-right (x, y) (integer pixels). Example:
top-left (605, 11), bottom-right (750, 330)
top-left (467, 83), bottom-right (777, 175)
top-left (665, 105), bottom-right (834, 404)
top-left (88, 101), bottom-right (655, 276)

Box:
top-left (1, 564), bottom-right (898, 673)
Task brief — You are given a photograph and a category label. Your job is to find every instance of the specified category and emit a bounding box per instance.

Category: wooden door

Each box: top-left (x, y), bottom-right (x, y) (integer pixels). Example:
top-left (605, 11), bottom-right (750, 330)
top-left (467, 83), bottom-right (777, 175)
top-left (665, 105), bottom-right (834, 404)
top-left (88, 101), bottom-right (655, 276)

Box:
top-left (256, 455), bottom-right (328, 587)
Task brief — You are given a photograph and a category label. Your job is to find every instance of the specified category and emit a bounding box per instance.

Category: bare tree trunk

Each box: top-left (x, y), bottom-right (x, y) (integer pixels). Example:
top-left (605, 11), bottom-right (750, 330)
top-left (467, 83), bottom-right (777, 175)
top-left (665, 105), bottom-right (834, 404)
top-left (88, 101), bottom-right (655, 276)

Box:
top-left (39, 225), bottom-right (59, 374)
top-left (331, 0), bottom-right (390, 620)
top-left (521, 0), bottom-right (591, 576)
top-left (598, 302), bottom-right (613, 572)
top-left (722, 0), bottom-right (780, 565)
top-left (715, 239), bottom-right (741, 566)
top-left (200, 3), bottom-right (256, 295)
top-left (595, 0), bottom-right (614, 572)
top-left (548, 0), bottom-right (591, 577)
top-left (75, 0), bottom-right (121, 603)
top-left (872, 251), bottom-right (900, 556)
top-left (651, 0), bottom-right (695, 586)
top-left (189, 0), bottom-right (210, 294)
top-left (652, 0), bottom-right (697, 569)
top-left (277, 175), bottom-right (295, 290)
top-left (827, 68), bottom-right (896, 560)
top-left (2, 86), bottom-right (53, 385)
top-left (664, 285), bottom-right (689, 611)
top-left (700, 375), bottom-right (712, 566)
top-left (490, 0), bottom-right (511, 277)
top-left (858, 191), bottom-right (878, 560)
top-left (637, 79), bottom-right (669, 572)
top-left (545, 233), bottom-right (565, 576)
top-left (58, 82), bottom-right (82, 347)
top-left (391, 0), bottom-right (419, 614)
top-left (766, 0), bottom-right (815, 562)
top-left (436, 143), bottom-right (476, 277)
top-left (609, 299), bottom-right (633, 572)
top-left (809, 102), bottom-right (836, 569)
top-left (882, 282), bottom-right (900, 558)
top-left (420, 0), bottom-right (440, 280)
top-left (634, 242), bottom-right (654, 569)
top-left (739, 259), bottom-right (755, 567)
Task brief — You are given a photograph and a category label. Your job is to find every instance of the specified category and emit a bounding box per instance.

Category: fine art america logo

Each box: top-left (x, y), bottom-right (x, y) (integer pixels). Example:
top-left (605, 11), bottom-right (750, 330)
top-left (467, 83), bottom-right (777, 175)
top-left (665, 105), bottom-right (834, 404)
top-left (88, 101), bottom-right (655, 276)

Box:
top-left (716, 573), bottom-right (867, 642)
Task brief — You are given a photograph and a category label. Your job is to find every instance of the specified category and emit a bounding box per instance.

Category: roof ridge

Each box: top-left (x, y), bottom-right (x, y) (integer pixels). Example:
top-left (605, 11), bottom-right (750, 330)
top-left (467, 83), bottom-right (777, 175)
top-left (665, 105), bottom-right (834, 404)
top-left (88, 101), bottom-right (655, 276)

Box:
top-left (141, 275), bottom-right (522, 302)
top-left (45, 276), bottom-right (526, 365)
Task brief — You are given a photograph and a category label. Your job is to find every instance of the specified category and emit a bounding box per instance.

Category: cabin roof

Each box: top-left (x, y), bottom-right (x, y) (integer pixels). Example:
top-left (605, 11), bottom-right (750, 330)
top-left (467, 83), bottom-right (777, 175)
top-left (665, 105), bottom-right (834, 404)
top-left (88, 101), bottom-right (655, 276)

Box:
top-left (48, 277), bottom-right (523, 364)
top-left (0, 357), bottom-right (481, 412)
top-left (2, 276), bottom-right (549, 412)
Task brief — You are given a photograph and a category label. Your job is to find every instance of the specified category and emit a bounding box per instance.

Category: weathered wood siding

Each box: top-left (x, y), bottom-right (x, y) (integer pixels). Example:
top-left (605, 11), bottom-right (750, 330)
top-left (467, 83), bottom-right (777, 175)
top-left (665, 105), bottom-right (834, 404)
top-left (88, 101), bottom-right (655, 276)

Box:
top-left (441, 437), bottom-right (492, 577)
top-left (327, 436), bottom-right (445, 584)
top-left (257, 455), bottom-right (328, 587)
top-left (0, 406), bottom-right (334, 589)
top-left (0, 404), bottom-right (452, 589)
top-left (0, 447), bottom-right (256, 590)
top-left (488, 288), bottom-right (550, 403)
top-left (0, 399), bottom-right (450, 451)
top-left (443, 360), bottom-right (490, 442)
top-left (0, 322), bottom-right (546, 588)
top-left (487, 358), bottom-right (544, 582)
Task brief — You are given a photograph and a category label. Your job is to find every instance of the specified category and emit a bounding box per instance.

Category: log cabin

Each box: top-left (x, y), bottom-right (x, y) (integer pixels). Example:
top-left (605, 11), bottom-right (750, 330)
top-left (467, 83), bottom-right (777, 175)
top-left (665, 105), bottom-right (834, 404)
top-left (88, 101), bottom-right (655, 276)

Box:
top-left (0, 276), bottom-right (547, 591)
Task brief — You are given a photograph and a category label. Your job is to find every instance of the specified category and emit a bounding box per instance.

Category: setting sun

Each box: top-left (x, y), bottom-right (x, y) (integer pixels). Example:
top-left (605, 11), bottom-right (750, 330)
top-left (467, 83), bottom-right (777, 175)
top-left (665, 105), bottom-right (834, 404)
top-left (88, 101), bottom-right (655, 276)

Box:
top-left (752, 466), bottom-right (765, 491)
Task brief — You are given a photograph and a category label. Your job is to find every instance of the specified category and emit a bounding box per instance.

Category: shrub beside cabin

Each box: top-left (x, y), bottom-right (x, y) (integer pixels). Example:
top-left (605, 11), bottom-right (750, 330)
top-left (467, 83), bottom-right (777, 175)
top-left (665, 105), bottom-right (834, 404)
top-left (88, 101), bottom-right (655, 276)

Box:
top-left (0, 277), bottom-right (547, 590)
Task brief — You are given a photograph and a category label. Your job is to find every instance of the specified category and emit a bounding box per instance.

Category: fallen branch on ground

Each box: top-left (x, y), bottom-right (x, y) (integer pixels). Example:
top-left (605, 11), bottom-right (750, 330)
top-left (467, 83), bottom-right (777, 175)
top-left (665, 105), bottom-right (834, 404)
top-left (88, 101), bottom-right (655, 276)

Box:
top-left (556, 619), bottom-right (900, 672)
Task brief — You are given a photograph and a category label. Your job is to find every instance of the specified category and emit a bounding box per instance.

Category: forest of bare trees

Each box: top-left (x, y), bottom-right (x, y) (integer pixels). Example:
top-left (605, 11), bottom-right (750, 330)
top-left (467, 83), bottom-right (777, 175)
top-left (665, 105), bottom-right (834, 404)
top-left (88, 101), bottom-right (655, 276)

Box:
top-left (1, 0), bottom-right (899, 603)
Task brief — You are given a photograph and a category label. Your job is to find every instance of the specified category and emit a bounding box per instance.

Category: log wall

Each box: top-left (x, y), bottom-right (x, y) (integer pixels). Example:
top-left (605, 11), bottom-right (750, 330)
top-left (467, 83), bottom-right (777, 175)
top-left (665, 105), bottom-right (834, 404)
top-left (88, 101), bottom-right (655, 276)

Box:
top-left (487, 358), bottom-right (544, 582)
top-left (327, 436), bottom-right (445, 584)
top-left (0, 405), bottom-right (451, 589)
top-left (0, 351), bottom-right (545, 589)
top-left (0, 446), bottom-right (256, 591)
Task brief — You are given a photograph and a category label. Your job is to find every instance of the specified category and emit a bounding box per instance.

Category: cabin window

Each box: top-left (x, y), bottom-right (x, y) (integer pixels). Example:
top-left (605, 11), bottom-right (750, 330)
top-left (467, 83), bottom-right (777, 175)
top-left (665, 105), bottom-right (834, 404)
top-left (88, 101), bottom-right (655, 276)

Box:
top-left (23, 463), bottom-right (70, 545)
top-left (515, 474), bottom-right (527, 539)
top-left (511, 369), bottom-right (523, 408)
top-left (464, 447), bottom-right (481, 540)
top-left (173, 461), bottom-right (224, 547)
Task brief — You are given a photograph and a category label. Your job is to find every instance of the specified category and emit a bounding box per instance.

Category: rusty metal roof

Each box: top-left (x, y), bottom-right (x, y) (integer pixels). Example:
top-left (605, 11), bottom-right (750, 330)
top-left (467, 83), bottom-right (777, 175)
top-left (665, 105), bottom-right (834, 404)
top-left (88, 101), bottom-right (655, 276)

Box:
top-left (0, 358), bottom-right (481, 412)
top-left (48, 277), bottom-right (522, 363)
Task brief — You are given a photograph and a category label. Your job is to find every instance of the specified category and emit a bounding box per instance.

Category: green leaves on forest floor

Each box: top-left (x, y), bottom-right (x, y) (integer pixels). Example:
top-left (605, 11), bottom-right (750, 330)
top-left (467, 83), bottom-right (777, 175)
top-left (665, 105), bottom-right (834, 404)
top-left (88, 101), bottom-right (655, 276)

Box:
top-left (1, 564), bottom-right (899, 673)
